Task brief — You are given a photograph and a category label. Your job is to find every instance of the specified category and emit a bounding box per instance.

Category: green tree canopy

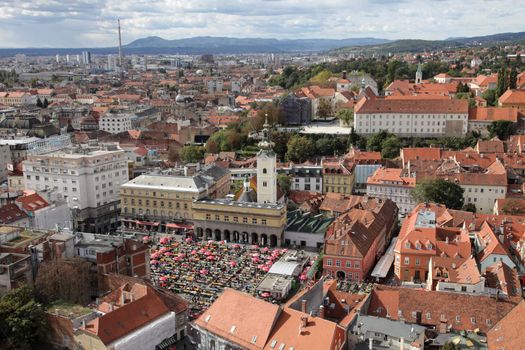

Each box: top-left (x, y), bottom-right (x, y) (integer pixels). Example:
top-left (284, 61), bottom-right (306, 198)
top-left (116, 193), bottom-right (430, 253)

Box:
top-left (488, 120), bottom-right (516, 140)
top-left (481, 89), bottom-right (498, 106)
top-left (317, 98), bottom-right (333, 120)
top-left (179, 145), bottom-right (205, 163)
top-left (286, 135), bottom-right (316, 163)
top-left (412, 178), bottom-right (465, 209)
top-left (381, 135), bottom-right (402, 159)
top-left (0, 286), bottom-right (47, 349)
top-left (441, 341), bottom-right (460, 350)
top-left (337, 109), bottom-right (354, 126)
top-left (277, 173), bottom-right (292, 195)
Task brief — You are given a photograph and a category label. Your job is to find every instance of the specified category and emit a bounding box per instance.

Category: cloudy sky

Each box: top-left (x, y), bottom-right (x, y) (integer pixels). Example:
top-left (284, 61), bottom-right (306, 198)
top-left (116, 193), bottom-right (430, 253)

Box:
top-left (0, 0), bottom-right (523, 48)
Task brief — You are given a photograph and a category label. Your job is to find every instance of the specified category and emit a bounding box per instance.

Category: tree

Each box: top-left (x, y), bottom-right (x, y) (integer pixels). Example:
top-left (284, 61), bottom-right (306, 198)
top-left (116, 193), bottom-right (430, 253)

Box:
top-left (316, 99), bottom-right (333, 120)
top-left (286, 135), bottom-right (316, 163)
top-left (168, 147), bottom-right (180, 162)
top-left (381, 135), bottom-right (401, 159)
top-left (35, 257), bottom-right (93, 305)
top-left (456, 82), bottom-right (470, 93)
top-left (481, 89), bottom-right (497, 106)
top-left (337, 109), bottom-right (354, 126)
top-left (277, 174), bottom-right (292, 195)
top-left (43, 98), bottom-right (49, 108)
top-left (412, 178), bottom-right (465, 209)
top-left (272, 131), bottom-right (291, 161)
top-left (309, 69), bottom-right (332, 86)
top-left (462, 203), bottom-right (477, 213)
top-left (367, 130), bottom-right (392, 152)
top-left (179, 145), bottom-right (205, 163)
top-left (36, 97), bottom-right (43, 108)
top-left (488, 120), bottom-right (516, 140)
top-left (441, 342), bottom-right (460, 350)
top-left (509, 65), bottom-right (518, 90)
top-left (496, 64), bottom-right (509, 97)
top-left (0, 286), bottom-right (47, 349)
top-left (205, 139), bottom-right (219, 154)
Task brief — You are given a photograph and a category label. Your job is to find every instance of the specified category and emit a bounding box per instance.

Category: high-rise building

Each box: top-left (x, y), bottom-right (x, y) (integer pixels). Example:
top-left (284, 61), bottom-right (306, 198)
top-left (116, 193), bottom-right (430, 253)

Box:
top-left (81, 51), bottom-right (92, 65)
top-left (23, 142), bottom-right (129, 233)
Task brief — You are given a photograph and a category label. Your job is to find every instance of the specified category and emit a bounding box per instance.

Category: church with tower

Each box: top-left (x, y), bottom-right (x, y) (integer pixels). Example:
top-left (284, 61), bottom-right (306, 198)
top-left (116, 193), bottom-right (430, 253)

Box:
top-left (191, 119), bottom-right (287, 246)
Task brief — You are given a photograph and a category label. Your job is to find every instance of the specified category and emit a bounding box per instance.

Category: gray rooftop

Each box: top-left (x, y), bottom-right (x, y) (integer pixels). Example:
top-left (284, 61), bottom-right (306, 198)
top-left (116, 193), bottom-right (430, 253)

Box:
top-left (352, 315), bottom-right (425, 343)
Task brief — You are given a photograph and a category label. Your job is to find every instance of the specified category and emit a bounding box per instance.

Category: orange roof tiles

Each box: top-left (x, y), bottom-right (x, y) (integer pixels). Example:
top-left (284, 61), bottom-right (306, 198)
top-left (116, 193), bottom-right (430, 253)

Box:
top-left (355, 98), bottom-right (468, 114)
top-left (487, 300), bottom-right (525, 350)
top-left (194, 289), bottom-right (280, 350)
top-left (468, 107), bottom-right (518, 122)
top-left (499, 89), bottom-right (525, 105)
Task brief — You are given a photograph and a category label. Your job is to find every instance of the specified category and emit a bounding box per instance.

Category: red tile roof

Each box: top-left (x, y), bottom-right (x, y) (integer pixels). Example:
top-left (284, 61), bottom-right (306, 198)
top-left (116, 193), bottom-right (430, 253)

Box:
top-left (468, 107), bottom-right (518, 122)
top-left (487, 300), bottom-right (525, 350)
top-left (82, 286), bottom-right (170, 345)
top-left (355, 97), bottom-right (469, 114)
top-left (15, 193), bottom-right (49, 212)
top-left (0, 203), bottom-right (28, 224)
top-left (368, 285), bottom-right (519, 333)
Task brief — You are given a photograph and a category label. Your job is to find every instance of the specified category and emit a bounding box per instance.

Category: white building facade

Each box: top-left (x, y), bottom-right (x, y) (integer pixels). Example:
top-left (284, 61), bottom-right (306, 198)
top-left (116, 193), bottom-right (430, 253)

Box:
top-left (23, 143), bottom-right (128, 233)
top-left (354, 98), bottom-right (469, 137)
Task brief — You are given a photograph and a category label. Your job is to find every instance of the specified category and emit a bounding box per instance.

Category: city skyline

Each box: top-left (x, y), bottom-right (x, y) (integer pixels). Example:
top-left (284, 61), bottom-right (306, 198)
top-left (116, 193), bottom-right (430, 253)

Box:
top-left (0, 0), bottom-right (523, 48)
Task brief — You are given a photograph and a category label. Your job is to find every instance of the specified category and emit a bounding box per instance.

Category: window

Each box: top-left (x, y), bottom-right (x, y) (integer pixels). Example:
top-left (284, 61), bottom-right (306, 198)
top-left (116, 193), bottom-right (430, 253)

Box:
top-left (426, 312), bottom-right (431, 320)
top-left (354, 262), bottom-right (360, 269)
top-left (455, 315), bottom-right (461, 322)
top-left (234, 217), bottom-right (238, 223)
top-left (252, 218), bottom-right (257, 224)
top-left (327, 259), bottom-right (333, 266)
top-left (405, 241), bottom-right (410, 249)
top-left (206, 214), bottom-right (211, 220)
top-left (261, 219), bottom-right (267, 225)
top-left (346, 261), bottom-right (351, 268)
top-left (263, 168), bottom-right (267, 174)
top-left (415, 258), bottom-right (420, 266)
top-left (215, 215), bottom-right (220, 221)
top-left (243, 217), bottom-right (248, 224)
top-left (263, 181), bottom-right (267, 187)
top-left (404, 257), bottom-right (409, 265)
top-left (335, 260), bottom-right (341, 267)
top-left (224, 216), bottom-right (229, 222)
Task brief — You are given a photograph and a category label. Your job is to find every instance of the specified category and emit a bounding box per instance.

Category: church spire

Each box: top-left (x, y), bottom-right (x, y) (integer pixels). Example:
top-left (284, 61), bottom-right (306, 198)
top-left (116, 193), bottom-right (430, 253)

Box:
top-left (258, 113), bottom-right (274, 152)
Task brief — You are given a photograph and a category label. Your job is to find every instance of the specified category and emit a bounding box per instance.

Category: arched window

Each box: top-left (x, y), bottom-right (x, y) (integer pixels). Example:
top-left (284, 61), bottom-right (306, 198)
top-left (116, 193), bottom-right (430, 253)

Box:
top-left (263, 168), bottom-right (267, 174)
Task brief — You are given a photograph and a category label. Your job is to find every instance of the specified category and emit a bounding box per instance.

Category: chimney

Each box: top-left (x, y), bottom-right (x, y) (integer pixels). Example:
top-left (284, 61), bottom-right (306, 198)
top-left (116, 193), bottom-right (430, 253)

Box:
top-left (342, 71), bottom-right (347, 80)
top-left (400, 337), bottom-right (404, 350)
top-left (319, 305), bottom-right (325, 319)
top-left (301, 299), bottom-right (307, 313)
top-left (369, 338), bottom-right (373, 350)
top-left (300, 315), bottom-right (308, 328)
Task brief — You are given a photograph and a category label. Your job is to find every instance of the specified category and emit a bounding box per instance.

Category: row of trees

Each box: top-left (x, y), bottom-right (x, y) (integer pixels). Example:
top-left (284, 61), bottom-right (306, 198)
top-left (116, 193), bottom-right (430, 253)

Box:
top-left (0, 257), bottom-right (94, 349)
top-left (0, 69), bottom-right (18, 85)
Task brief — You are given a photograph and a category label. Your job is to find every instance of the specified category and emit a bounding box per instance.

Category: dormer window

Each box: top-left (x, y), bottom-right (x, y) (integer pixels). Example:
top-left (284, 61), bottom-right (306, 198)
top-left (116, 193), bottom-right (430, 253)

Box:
top-left (427, 243), bottom-right (433, 250)
top-left (405, 241), bottom-right (411, 249)
top-left (415, 242), bottom-right (421, 250)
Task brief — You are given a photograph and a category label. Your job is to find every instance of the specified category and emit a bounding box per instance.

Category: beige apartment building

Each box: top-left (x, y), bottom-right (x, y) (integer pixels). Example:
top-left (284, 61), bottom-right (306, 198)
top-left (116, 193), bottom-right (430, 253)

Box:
top-left (119, 165), bottom-right (230, 231)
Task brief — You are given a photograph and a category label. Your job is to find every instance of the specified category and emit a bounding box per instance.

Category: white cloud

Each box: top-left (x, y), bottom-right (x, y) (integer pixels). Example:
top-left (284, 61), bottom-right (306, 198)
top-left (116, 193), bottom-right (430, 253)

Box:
top-left (0, 0), bottom-right (523, 47)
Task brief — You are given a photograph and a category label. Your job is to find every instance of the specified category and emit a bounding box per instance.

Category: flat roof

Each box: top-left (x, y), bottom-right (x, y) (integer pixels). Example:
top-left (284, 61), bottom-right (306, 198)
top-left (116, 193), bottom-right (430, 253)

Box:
top-left (196, 198), bottom-right (284, 210)
top-left (371, 237), bottom-right (397, 278)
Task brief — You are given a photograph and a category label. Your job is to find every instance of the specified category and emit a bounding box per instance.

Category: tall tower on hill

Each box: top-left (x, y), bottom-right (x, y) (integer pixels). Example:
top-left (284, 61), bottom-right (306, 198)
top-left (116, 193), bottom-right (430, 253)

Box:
top-left (256, 116), bottom-right (277, 204)
top-left (415, 63), bottom-right (423, 84)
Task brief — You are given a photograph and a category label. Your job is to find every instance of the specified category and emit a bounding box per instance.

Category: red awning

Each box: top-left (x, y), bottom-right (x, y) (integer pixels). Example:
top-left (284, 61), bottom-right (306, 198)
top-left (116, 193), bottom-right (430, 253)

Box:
top-left (137, 220), bottom-right (159, 226)
top-left (166, 223), bottom-right (193, 229)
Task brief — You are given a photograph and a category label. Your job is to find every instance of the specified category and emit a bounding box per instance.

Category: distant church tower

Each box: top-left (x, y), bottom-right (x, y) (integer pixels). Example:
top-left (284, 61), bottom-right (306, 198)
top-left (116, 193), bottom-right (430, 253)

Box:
top-left (257, 116), bottom-right (277, 204)
top-left (415, 63), bottom-right (423, 84)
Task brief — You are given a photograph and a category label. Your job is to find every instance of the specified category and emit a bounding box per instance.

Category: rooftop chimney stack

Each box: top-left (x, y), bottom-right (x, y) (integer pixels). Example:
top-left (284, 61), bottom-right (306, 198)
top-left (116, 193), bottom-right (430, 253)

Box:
top-left (301, 299), bottom-right (307, 313)
top-left (319, 305), bottom-right (325, 319)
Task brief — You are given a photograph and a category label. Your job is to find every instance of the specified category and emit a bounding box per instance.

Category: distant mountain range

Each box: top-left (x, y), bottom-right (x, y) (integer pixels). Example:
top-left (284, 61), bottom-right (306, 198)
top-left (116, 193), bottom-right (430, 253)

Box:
top-left (123, 36), bottom-right (391, 53)
top-left (333, 31), bottom-right (525, 54)
top-left (1, 31), bottom-right (524, 57)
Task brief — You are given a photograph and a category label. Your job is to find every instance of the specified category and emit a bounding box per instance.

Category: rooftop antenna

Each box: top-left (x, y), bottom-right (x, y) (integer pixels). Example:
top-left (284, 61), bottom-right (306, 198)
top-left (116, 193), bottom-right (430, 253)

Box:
top-left (117, 19), bottom-right (123, 74)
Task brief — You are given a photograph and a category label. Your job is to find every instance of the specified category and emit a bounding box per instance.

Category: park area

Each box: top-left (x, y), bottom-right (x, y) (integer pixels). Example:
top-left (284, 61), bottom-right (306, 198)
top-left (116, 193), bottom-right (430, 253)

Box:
top-left (150, 237), bottom-right (312, 318)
